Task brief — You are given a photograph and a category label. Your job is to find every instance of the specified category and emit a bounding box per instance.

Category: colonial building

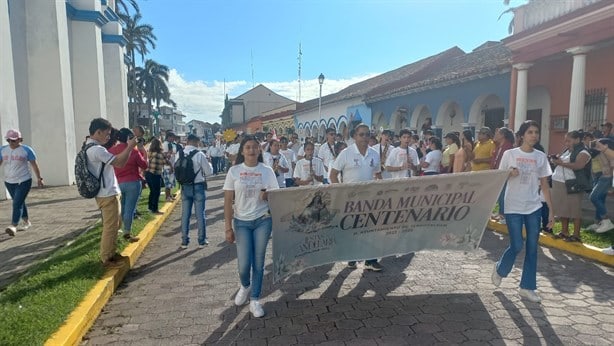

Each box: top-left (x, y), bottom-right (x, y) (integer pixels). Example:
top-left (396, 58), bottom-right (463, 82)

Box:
top-left (1, 0), bottom-right (128, 198)
top-left (220, 84), bottom-right (294, 130)
top-left (366, 42), bottom-right (512, 140)
top-left (295, 47), bottom-right (463, 142)
top-left (505, 0), bottom-right (614, 153)
top-left (158, 106), bottom-right (186, 137)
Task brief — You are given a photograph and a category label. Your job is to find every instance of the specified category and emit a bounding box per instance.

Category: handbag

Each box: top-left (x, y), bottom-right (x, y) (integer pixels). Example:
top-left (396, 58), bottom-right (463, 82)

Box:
top-left (562, 168), bottom-right (589, 194)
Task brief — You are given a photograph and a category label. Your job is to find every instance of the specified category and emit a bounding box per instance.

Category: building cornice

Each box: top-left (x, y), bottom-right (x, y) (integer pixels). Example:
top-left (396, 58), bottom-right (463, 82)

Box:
top-left (102, 33), bottom-right (127, 47)
top-left (65, 3), bottom-right (109, 27)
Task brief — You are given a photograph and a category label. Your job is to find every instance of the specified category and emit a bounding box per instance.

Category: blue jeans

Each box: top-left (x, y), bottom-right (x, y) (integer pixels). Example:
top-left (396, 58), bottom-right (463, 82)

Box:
top-left (119, 180), bottom-right (142, 233)
top-left (590, 176), bottom-right (612, 221)
top-left (211, 157), bottom-right (220, 175)
top-left (181, 183), bottom-right (207, 245)
top-left (5, 179), bottom-right (32, 225)
top-left (234, 215), bottom-right (272, 299)
top-left (496, 209), bottom-right (541, 290)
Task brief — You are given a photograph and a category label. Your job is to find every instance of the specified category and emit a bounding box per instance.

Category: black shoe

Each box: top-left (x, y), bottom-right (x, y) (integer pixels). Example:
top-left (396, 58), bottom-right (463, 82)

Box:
top-left (347, 261), bottom-right (357, 269)
top-left (364, 261), bottom-right (383, 272)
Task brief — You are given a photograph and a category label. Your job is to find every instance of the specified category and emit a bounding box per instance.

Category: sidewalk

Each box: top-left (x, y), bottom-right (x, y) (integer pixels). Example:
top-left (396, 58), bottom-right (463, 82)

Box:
top-left (0, 185), bottom-right (100, 289)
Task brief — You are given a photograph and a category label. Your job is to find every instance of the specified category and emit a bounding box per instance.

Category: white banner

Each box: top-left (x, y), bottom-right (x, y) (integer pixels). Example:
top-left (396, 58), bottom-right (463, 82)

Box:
top-left (269, 170), bottom-right (509, 282)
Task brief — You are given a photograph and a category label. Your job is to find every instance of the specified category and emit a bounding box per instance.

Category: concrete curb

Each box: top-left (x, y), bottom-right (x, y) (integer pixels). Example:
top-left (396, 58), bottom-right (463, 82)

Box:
top-left (45, 195), bottom-right (182, 346)
top-left (488, 220), bottom-right (614, 268)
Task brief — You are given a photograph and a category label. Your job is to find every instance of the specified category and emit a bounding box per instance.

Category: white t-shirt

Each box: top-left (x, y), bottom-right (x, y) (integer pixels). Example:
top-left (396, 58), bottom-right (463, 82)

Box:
top-left (1, 144), bottom-right (36, 184)
top-left (225, 143), bottom-right (240, 156)
top-left (294, 157), bottom-right (325, 185)
top-left (318, 142), bottom-right (336, 175)
top-left (280, 148), bottom-right (296, 179)
top-left (372, 143), bottom-right (394, 179)
top-left (263, 151), bottom-right (290, 188)
top-left (331, 143), bottom-right (381, 183)
top-left (423, 150), bottom-right (442, 173)
top-left (499, 147), bottom-right (552, 214)
top-left (182, 145), bottom-right (213, 184)
top-left (85, 139), bottom-right (120, 197)
top-left (223, 163), bottom-right (279, 221)
top-left (385, 146), bottom-right (419, 179)
top-left (297, 145), bottom-right (305, 158)
top-left (162, 141), bottom-right (178, 166)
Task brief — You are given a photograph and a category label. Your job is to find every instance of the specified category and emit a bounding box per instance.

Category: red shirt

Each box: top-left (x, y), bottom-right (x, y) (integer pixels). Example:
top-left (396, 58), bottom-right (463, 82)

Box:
top-left (490, 141), bottom-right (514, 169)
top-left (108, 143), bottom-right (148, 183)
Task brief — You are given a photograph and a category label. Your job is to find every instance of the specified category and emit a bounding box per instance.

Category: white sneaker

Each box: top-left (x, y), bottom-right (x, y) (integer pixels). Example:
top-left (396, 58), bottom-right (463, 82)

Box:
top-left (5, 225), bottom-right (17, 237)
top-left (519, 288), bottom-right (542, 303)
top-left (249, 300), bottom-right (265, 318)
top-left (586, 223), bottom-right (600, 231)
top-left (17, 220), bottom-right (31, 231)
top-left (491, 262), bottom-right (502, 287)
top-left (595, 219), bottom-right (614, 233)
top-left (234, 285), bottom-right (250, 306)
top-left (602, 246), bottom-right (614, 255)
top-left (499, 218), bottom-right (506, 225)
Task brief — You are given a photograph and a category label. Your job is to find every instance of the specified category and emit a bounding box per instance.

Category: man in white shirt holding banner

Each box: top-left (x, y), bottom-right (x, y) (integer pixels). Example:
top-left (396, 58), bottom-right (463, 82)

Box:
top-left (329, 123), bottom-right (383, 271)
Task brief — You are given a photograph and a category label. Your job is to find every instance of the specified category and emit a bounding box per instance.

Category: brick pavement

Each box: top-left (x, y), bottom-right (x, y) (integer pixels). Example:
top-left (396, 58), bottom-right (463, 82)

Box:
top-left (84, 175), bottom-right (614, 345)
top-left (0, 185), bottom-right (100, 289)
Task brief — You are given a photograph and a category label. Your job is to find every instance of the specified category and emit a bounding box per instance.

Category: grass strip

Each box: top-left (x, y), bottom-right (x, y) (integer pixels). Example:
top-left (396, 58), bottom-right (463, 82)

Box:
top-left (0, 189), bottom-right (171, 345)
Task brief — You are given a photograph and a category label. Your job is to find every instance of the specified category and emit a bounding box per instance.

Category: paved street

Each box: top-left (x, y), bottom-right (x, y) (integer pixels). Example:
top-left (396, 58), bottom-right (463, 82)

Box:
top-left (83, 175), bottom-right (614, 345)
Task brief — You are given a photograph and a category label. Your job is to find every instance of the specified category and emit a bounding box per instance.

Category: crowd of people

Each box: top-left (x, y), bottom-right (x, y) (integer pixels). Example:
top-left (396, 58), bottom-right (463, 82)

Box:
top-left (3, 118), bottom-right (614, 315)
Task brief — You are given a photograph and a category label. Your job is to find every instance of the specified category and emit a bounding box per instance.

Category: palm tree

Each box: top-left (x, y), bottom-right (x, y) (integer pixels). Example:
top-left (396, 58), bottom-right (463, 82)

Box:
top-left (115, 0), bottom-right (139, 16)
top-left (122, 12), bottom-right (156, 126)
top-left (136, 59), bottom-right (175, 133)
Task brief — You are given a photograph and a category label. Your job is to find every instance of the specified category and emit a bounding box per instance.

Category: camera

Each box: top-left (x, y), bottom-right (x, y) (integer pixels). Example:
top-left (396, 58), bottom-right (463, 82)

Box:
top-left (548, 154), bottom-right (558, 161)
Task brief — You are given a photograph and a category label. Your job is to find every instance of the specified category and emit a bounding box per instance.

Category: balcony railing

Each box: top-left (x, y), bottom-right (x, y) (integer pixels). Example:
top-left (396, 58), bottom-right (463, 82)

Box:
top-left (513, 0), bottom-right (603, 33)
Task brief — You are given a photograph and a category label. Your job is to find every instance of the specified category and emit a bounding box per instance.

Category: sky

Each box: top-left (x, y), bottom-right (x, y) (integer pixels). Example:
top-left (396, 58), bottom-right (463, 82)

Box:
top-left (135, 0), bottom-right (526, 124)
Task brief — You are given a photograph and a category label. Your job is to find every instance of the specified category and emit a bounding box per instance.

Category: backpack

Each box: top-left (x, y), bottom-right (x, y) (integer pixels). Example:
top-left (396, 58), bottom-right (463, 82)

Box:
top-left (174, 150), bottom-right (201, 185)
top-left (75, 143), bottom-right (105, 198)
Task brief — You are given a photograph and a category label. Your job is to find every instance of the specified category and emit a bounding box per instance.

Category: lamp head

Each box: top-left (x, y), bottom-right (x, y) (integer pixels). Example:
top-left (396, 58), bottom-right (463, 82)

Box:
top-left (318, 73), bottom-right (325, 85)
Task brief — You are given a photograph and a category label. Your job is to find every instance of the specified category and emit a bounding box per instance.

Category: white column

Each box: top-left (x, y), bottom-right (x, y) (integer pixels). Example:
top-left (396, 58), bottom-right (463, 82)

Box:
top-left (567, 46), bottom-right (592, 132)
top-left (16, 0), bottom-right (77, 186)
top-left (70, 0), bottom-right (108, 146)
top-left (513, 63), bottom-right (532, 132)
top-left (0, 0), bottom-right (20, 199)
top-left (102, 21), bottom-right (129, 128)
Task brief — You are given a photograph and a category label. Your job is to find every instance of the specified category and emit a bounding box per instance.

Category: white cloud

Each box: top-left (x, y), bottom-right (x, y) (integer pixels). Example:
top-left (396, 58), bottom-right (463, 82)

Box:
top-left (167, 69), bottom-right (377, 124)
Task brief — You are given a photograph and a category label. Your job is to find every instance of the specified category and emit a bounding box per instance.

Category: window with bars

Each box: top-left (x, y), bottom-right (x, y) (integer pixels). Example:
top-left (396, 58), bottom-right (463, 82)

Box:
top-left (583, 88), bottom-right (607, 132)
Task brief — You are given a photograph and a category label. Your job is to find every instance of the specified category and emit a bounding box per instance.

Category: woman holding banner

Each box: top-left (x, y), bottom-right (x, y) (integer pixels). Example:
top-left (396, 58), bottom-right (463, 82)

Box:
top-left (492, 120), bottom-right (554, 303)
top-left (223, 135), bottom-right (279, 318)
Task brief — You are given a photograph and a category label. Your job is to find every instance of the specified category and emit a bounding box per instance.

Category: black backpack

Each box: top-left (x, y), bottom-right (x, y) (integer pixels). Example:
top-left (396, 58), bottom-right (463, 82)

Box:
top-left (174, 150), bottom-right (201, 185)
top-left (75, 143), bottom-right (106, 198)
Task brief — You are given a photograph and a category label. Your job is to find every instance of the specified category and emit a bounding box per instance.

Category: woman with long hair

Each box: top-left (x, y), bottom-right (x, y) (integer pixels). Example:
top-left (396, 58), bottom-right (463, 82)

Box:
top-left (492, 120), bottom-right (554, 303)
top-left (442, 132), bottom-right (460, 173)
top-left (453, 130), bottom-right (475, 173)
top-left (108, 128), bottom-right (147, 242)
top-left (550, 130), bottom-right (592, 242)
top-left (491, 127), bottom-right (516, 220)
top-left (145, 138), bottom-right (169, 215)
top-left (223, 135), bottom-right (279, 318)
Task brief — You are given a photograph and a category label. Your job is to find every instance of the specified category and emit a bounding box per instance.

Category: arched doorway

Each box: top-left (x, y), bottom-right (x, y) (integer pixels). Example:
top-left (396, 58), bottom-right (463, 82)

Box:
top-left (469, 94), bottom-right (505, 133)
top-left (372, 112), bottom-right (386, 133)
top-left (436, 101), bottom-right (464, 136)
top-left (338, 121), bottom-right (348, 141)
top-left (411, 105), bottom-right (431, 133)
top-left (390, 107), bottom-right (409, 132)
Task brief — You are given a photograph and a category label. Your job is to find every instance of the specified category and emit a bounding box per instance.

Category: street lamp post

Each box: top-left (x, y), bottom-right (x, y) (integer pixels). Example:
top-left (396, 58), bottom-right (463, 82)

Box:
top-left (318, 73), bottom-right (325, 141)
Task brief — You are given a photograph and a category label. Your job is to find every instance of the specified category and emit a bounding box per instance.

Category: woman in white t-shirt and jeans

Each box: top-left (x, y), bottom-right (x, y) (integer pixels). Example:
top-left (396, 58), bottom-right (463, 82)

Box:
top-left (420, 137), bottom-right (443, 175)
top-left (223, 135), bottom-right (279, 318)
top-left (492, 120), bottom-right (554, 303)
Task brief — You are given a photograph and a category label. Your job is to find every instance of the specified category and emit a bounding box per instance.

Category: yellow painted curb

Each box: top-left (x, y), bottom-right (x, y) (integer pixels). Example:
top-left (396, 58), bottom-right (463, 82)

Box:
top-left (45, 194), bottom-right (182, 346)
top-left (488, 220), bottom-right (614, 268)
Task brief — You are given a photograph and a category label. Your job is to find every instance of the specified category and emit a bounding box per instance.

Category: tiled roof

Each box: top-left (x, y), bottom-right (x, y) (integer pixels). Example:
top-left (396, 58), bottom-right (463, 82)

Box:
top-left (295, 46), bottom-right (465, 114)
top-left (260, 109), bottom-right (294, 121)
top-left (365, 42), bottom-right (512, 102)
